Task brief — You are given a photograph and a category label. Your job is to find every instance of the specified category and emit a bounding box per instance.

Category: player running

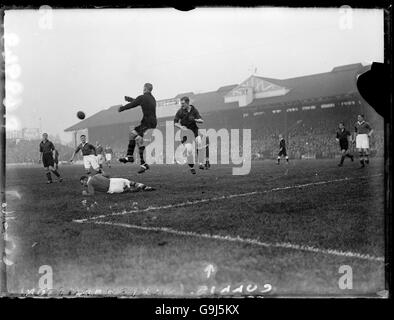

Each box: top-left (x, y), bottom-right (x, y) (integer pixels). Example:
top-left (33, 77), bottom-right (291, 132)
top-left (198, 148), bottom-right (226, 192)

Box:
top-left (354, 114), bottom-right (373, 168)
top-left (118, 83), bottom-right (157, 174)
top-left (69, 135), bottom-right (102, 175)
top-left (174, 96), bottom-right (209, 174)
top-left (39, 133), bottom-right (63, 184)
top-left (336, 122), bottom-right (354, 167)
top-left (104, 144), bottom-right (113, 168)
top-left (277, 134), bottom-right (289, 164)
top-left (95, 141), bottom-right (105, 170)
top-left (80, 173), bottom-right (155, 196)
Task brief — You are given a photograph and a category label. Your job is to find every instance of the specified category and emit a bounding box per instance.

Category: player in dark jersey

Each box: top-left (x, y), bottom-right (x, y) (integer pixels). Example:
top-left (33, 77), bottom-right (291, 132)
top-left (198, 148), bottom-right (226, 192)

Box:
top-left (277, 134), bottom-right (289, 164)
top-left (39, 133), bottom-right (63, 184)
top-left (354, 114), bottom-right (374, 168)
top-left (80, 173), bottom-right (155, 196)
top-left (118, 83), bottom-right (157, 174)
top-left (174, 96), bottom-right (209, 174)
top-left (69, 135), bottom-right (101, 175)
top-left (336, 122), bottom-right (354, 167)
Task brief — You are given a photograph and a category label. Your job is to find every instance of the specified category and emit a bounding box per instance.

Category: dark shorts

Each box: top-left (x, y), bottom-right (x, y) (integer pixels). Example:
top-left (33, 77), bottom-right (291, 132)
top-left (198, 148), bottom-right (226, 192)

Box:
top-left (340, 143), bottom-right (349, 151)
top-left (278, 148), bottom-right (287, 157)
top-left (134, 120), bottom-right (157, 137)
top-left (42, 153), bottom-right (54, 168)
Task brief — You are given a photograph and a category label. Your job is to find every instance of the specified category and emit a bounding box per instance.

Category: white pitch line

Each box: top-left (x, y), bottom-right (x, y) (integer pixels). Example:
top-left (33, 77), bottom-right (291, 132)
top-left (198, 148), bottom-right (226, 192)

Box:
top-left (73, 174), bottom-right (383, 223)
top-left (76, 220), bottom-right (384, 262)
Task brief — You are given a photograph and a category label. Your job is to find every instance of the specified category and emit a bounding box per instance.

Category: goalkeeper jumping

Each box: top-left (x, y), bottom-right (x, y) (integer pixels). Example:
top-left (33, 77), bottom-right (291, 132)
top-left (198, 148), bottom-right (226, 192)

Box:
top-left (118, 83), bottom-right (157, 174)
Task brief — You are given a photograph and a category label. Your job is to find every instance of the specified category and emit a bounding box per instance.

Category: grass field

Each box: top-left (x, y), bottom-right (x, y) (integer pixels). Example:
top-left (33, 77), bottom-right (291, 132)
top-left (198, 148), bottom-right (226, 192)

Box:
top-left (4, 158), bottom-right (386, 297)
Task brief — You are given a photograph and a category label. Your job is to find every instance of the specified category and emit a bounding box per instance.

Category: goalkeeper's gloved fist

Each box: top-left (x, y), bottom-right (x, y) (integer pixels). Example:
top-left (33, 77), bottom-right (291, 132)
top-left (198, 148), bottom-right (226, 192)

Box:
top-left (118, 106), bottom-right (124, 112)
top-left (124, 96), bottom-right (134, 102)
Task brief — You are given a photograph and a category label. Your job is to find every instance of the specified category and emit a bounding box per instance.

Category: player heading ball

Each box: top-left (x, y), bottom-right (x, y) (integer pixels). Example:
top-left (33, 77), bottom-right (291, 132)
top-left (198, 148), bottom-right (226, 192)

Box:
top-left (174, 96), bottom-right (210, 174)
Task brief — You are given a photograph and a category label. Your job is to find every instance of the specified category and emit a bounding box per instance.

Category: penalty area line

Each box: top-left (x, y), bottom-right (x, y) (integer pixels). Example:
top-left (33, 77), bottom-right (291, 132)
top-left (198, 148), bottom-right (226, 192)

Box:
top-left (76, 220), bottom-right (384, 262)
top-left (73, 174), bottom-right (383, 223)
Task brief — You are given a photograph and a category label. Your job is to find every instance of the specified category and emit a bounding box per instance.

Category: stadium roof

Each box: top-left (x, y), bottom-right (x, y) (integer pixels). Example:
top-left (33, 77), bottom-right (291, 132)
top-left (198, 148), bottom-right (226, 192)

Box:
top-left (245, 63), bottom-right (368, 108)
top-left (65, 63), bottom-right (368, 131)
top-left (65, 86), bottom-right (239, 131)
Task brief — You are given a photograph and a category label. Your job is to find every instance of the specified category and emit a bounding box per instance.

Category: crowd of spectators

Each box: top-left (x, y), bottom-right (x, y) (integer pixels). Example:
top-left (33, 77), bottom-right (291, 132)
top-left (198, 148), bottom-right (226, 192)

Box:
top-left (251, 116), bottom-right (384, 160)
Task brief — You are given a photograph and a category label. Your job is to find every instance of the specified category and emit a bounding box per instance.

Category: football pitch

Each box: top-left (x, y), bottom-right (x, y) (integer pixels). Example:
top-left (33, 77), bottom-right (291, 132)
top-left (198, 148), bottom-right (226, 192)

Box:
top-left (5, 159), bottom-right (386, 297)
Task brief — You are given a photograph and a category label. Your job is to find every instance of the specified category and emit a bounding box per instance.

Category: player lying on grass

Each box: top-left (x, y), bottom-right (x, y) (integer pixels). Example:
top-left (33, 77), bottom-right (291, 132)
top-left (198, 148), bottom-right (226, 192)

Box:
top-left (79, 173), bottom-right (155, 196)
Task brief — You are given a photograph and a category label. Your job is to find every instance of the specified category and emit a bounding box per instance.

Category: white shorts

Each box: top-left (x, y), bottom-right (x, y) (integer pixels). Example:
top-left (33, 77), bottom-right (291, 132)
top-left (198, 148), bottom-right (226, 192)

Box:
top-left (83, 155), bottom-right (100, 170)
top-left (105, 153), bottom-right (112, 161)
top-left (107, 178), bottom-right (131, 194)
top-left (97, 154), bottom-right (105, 165)
top-left (356, 134), bottom-right (369, 149)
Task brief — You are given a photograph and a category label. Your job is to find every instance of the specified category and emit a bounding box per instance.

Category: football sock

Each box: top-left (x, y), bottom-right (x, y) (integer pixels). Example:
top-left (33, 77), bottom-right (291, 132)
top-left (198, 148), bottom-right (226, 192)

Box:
top-left (127, 139), bottom-right (136, 157)
top-left (277, 157), bottom-right (280, 164)
top-left (51, 169), bottom-right (60, 177)
top-left (46, 172), bottom-right (52, 182)
top-left (139, 146), bottom-right (145, 165)
top-left (365, 154), bottom-right (369, 163)
top-left (188, 163), bottom-right (194, 168)
top-left (340, 155), bottom-right (345, 164)
top-left (286, 157), bottom-right (289, 162)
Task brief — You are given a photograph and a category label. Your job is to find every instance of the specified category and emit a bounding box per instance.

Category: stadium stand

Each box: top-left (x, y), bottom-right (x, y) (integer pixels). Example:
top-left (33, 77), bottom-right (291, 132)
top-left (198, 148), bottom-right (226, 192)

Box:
top-left (64, 63), bottom-right (384, 161)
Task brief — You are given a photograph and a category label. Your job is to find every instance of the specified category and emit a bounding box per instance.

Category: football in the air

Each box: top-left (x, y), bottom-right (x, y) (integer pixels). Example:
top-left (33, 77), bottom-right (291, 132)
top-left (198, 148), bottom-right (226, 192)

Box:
top-left (77, 111), bottom-right (86, 119)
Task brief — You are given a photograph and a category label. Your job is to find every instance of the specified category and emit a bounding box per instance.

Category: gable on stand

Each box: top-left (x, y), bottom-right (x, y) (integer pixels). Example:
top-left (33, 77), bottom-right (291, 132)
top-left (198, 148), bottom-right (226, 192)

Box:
top-left (224, 75), bottom-right (290, 107)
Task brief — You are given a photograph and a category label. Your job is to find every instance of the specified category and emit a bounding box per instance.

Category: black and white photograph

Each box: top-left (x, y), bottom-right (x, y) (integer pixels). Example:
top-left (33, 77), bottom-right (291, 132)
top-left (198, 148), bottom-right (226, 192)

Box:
top-left (0, 5), bottom-right (390, 302)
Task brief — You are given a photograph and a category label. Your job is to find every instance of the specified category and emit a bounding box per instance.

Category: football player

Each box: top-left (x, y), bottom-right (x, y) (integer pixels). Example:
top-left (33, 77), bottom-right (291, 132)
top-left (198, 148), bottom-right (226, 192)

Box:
top-left (39, 133), bottom-right (63, 183)
top-left (104, 144), bottom-right (113, 168)
top-left (354, 114), bottom-right (373, 168)
top-left (174, 96), bottom-right (209, 174)
top-left (80, 173), bottom-right (155, 196)
top-left (118, 83), bottom-right (157, 174)
top-left (277, 134), bottom-right (289, 164)
top-left (336, 122), bottom-right (354, 166)
top-left (69, 135), bottom-right (101, 175)
top-left (95, 141), bottom-right (105, 170)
